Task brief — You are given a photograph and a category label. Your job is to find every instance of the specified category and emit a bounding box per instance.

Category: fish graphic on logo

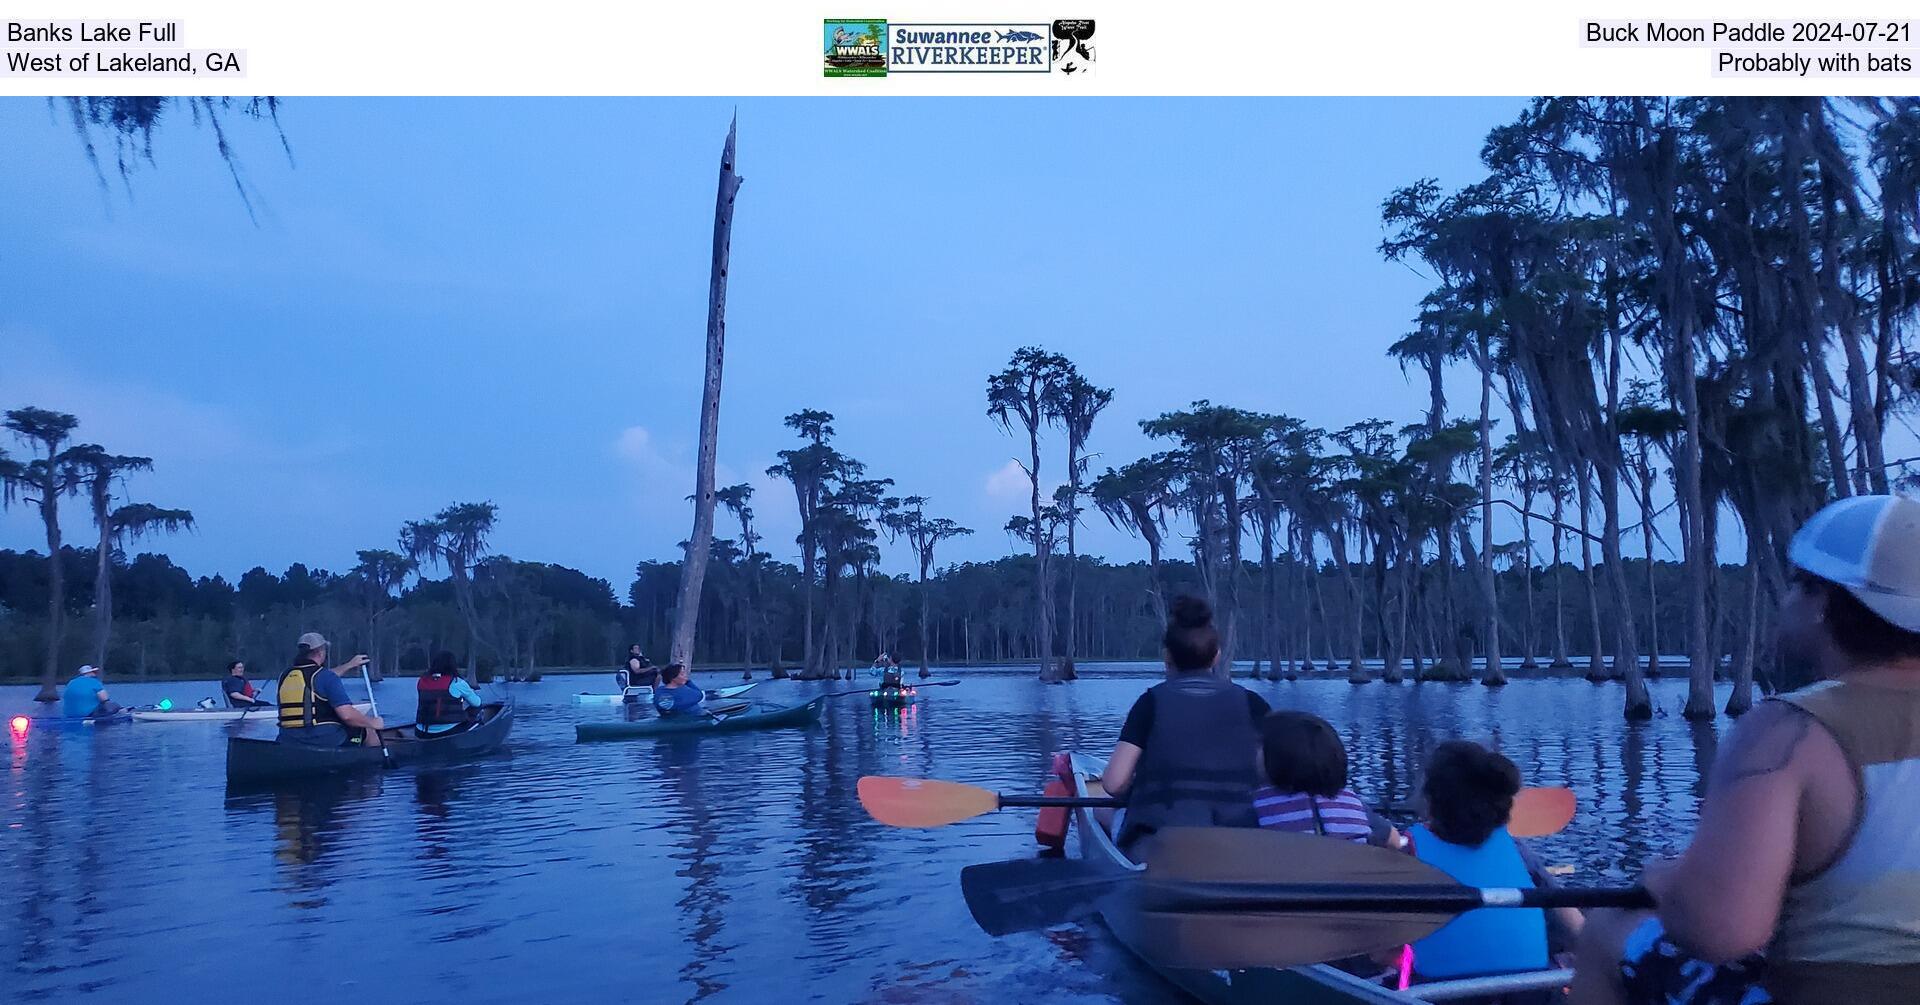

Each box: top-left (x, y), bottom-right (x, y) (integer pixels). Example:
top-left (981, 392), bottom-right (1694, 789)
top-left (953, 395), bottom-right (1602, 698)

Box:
top-left (1051, 19), bottom-right (1096, 74)
top-left (995, 30), bottom-right (1044, 43)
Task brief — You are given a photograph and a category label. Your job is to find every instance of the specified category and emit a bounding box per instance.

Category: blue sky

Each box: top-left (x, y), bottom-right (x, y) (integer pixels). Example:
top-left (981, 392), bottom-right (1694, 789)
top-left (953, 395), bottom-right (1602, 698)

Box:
top-left (0, 97), bottom-right (1530, 589)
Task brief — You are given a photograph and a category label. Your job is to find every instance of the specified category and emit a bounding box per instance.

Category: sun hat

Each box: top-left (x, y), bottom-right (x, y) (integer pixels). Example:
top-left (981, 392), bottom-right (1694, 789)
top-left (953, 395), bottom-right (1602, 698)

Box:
top-left (1789, 494), bottom-right (1920, 633)
top-left (296, 632), bottom-right (329, 649)
top-left (77, 664), bottom-right (99, 676)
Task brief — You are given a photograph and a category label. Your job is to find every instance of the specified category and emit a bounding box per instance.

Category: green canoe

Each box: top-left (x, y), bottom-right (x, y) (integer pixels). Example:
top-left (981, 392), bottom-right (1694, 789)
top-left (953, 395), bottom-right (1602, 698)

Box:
top-left (574, 697), bottom-right (823, 742)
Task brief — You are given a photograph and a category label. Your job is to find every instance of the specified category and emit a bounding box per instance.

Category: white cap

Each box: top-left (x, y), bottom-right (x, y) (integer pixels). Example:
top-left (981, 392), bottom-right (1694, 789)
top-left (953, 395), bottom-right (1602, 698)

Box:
top-left (1790, 494), bottom-right (1920, 633)
top-left (77, 664), bottom-right (99, 676)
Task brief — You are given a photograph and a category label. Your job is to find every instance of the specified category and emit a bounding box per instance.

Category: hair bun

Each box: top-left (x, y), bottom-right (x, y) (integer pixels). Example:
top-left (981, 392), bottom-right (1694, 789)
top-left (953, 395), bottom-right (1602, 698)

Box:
top-left (1169, 595), bottom-right (1214, 629)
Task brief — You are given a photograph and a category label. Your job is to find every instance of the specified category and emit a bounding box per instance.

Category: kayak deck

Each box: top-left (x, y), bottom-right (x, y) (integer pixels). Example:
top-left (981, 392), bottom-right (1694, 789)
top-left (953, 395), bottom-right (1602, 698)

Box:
top-left (1065, 754), bottom-right (1568, 1004)
top-left (575, 697), bottom-right (821, 742)
top-left (571, 681), bottom-right (757, 705)
top-left (135, 701), bottom-right (371, 723)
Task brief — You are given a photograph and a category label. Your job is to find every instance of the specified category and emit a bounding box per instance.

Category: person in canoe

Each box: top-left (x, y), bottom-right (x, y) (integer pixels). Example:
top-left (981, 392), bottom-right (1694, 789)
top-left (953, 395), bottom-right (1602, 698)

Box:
top-left (617, 645), bottom-right (658, 692)
top-left (1403, 739), bottom-right (1578, 987)
top-left (1573, 494), bottom-right (1920, 1005)
top-left (1253, 710), bottom-right (1399, 848)
top-left (1100, 595), bottom-right (1269, 849)
top-left (651, 663), bottom-right (707, 717)
top-left (60, 664), bottom-right (121, 719)
top-left (277, 632), bottom-right (384, 747)
top-left (221, 659), bottom-right (270, 708)
top-left (416, 650), bottom-right (484, 736)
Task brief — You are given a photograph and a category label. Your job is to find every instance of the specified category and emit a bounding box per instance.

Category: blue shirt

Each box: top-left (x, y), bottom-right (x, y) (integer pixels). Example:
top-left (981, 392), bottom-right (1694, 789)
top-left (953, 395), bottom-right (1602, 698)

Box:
top-left (61, 675), bottom-right (106, 717)
top-left (420, 677), bottom-right (484, 734)
top-left (652, 683), bottom-right (706, 717)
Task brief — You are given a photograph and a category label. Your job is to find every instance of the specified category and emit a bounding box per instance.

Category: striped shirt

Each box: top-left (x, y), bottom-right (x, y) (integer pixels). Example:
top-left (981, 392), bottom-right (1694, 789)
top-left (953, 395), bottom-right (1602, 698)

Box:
top-left (1252, 786), bottom-right (1372, 842)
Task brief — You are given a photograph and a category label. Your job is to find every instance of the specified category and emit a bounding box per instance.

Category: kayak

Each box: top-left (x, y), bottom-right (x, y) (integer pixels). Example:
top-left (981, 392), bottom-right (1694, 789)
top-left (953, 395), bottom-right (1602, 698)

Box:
top-left (225, 703), bottom-right (514, 784)
top-left (870, 686), bottom-right (919, 708)
top-left (572, 681), bottom-right (758, 706)
top-left (1064, 753), bottom-right (1571, 1004)
top-left (25, 708), bottom-right (134, 728)
top-left (134, 702), bottom-right (371, 723)
top-left (575, 697), bottom-right (822, 742)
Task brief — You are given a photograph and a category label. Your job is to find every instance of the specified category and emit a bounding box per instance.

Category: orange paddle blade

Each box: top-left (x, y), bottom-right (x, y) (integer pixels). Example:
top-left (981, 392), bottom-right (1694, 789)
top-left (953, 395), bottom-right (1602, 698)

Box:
top-left (858, 776), bottom-right (1000, 828)
top-left (1510, 786), bottom-right (1576, 837)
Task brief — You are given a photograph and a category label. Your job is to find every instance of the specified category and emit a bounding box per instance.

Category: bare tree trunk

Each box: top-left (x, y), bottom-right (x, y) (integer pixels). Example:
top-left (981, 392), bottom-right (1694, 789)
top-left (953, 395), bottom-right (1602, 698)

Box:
top-left (1727, 545), bottom-right (1760, 716)
top-left (1578, 474), bottom-right (1607, 680)
top-left (669, 117), bottom-right (742, 670)
top-left (39, 500), bottom-right (65, 702)
top-left (1478, 339), bottom-right (1504, 687)
top-left (93, 519), bottom-right (113, 668)
top-left (1551, 487), bottom-right (1572, 668)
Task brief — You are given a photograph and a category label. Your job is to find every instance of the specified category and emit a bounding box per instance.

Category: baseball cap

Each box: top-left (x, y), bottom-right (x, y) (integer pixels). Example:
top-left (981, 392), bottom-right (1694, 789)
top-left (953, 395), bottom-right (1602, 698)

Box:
top-left (77, 664), bottom-right (100, 676)
top-left (1789, 494), bottom-right (1920, 633)
top-left (296, 632), bottom-right (329, 649)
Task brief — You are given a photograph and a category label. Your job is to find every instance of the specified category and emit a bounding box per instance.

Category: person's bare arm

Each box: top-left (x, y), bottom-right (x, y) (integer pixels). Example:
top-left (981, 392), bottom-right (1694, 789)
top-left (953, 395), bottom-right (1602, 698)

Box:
top-left (1653, 701), bottom-right (1825, 961)
top-left (336, 703), bottom-right (384, 730)
top-left (1102, 741), bottom-right (1142, 798)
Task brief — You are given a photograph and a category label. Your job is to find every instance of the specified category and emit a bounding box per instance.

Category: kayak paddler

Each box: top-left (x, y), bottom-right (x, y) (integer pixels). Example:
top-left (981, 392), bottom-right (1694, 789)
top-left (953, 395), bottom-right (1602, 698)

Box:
top-left (617, 644), bottom-right (658, 692)
top-left (416, 650), bottom-right (483, 735)
top-left (60, 664), bottom-right (120, 719)
top-left (1099, 595), bottom-right (1269, 850)
top-left (1573, 494), bottom-right (1920, 1005)
top-left (221, 659), bottom-right (269, 708)
top-left (277, 632), bottom-right (384, 748)
top-left (651, 663), bottom-right (706, 717)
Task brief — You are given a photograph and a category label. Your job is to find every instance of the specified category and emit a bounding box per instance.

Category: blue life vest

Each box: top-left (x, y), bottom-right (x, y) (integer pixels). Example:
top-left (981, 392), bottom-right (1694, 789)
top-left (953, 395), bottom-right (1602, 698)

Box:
top-left (1406, 823), bottom-right (1549, 979)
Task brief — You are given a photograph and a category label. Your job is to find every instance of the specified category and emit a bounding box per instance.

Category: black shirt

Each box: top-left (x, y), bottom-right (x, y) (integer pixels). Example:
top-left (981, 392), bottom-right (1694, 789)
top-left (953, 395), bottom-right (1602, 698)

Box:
top-left (1118, 683), bottom-right (1271, 747)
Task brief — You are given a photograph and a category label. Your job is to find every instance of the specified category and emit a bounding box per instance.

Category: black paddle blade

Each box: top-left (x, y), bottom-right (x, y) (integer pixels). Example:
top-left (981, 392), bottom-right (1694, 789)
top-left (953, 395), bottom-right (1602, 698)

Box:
top-left (1125, 828), bottom-right (1463, 970)
top-left (959, 857), bottom-right (1126, 936)
top-left (1145, 827), bottom-right (1459, 888)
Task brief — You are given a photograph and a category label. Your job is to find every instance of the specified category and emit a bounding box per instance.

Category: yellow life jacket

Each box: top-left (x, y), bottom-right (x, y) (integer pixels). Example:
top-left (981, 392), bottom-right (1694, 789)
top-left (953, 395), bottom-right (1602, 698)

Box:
top-left (278, 662), bottom-right (343, 730)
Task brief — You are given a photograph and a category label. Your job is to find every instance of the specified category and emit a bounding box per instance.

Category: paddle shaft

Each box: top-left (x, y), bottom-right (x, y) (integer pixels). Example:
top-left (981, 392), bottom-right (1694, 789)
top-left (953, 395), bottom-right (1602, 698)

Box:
top-left (1143, 879), bottom-right (1653, 914)
top-left (1000, 794), bottom-right (1123, 810)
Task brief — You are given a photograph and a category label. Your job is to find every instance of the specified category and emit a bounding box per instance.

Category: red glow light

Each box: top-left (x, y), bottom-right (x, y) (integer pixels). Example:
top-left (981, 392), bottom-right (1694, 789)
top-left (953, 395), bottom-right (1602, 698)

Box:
top-left (8, 715), bottom-right (28, 735)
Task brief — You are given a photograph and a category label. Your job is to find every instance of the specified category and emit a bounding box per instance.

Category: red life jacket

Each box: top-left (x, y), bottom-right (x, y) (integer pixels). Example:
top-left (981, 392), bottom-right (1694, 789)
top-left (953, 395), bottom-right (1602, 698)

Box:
top-left (416, 673), bottom-right (468, 727)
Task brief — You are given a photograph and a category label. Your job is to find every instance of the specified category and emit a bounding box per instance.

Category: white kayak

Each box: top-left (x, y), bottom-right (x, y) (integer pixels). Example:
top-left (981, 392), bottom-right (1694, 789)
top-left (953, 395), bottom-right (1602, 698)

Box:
top-left (133, 702), bottom-right (372, 723)
top-left (571, 681), bottom-right (757, 706)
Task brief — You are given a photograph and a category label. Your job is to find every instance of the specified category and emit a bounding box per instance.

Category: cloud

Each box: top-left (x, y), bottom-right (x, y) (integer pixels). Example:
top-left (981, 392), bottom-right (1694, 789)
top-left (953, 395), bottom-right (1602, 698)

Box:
top-left (985, 458), bottom-right (1030, 500)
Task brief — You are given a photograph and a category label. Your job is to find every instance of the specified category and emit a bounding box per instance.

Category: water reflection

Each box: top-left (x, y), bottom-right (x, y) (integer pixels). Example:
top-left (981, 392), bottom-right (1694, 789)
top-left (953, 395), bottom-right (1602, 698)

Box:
top-left (0, 673), bottom-right (1736, 1004)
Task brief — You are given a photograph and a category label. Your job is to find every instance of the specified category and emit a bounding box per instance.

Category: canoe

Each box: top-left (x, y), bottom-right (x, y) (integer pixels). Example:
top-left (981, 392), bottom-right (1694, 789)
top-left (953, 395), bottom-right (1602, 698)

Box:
top-left (870, 686), bottom-right (919, 708)
top-left (225, 703), bottom-right (514, 784)
top-left (134, 702), bottom-right (371, 723)
top-left (571, 681), bottom-right (758, 706)
top-left (1065, 753), bottom-right (1570, 1005)
top-left (575, 697), bottom-right (821, 742)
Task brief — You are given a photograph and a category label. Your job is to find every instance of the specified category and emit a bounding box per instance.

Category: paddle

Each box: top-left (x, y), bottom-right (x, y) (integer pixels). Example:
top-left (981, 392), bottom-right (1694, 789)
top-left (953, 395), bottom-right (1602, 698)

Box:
top-left (1509, 786), bottom-right (1576, 838)
top-left (859, 776), bottom-right (1121, 829)
top-left (962, 828), bottom-right (1650, 969)
top-left (353, 661), bottom-right (392, 766)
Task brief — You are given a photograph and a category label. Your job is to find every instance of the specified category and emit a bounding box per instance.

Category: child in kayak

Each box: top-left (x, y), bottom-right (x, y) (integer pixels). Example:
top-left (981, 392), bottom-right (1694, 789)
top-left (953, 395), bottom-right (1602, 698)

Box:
top-left (1252, 710), bottom-right (1398, 847)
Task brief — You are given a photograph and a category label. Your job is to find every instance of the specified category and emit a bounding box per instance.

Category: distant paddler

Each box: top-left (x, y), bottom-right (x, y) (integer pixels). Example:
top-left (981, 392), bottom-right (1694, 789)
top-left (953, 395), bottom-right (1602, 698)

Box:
top-left (221, 659), bottom-right (270, 708)
top-left (617, 644), bottom-right (658, 694)
top-left (872, 652), bottom-right (905, 690)
top-left (415, 650), bottom-right (484, 736)
top-left (277, 632), bottom-right (384, 748)
top-left (60, 664), bottom-right (121, 719)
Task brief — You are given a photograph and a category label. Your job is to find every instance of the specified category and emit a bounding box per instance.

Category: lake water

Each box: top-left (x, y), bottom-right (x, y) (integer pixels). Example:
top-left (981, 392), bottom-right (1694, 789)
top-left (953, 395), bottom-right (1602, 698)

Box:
top-left (1, 671), bottom-right (1738, 1003)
